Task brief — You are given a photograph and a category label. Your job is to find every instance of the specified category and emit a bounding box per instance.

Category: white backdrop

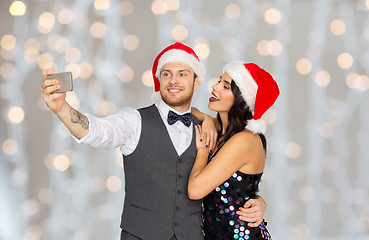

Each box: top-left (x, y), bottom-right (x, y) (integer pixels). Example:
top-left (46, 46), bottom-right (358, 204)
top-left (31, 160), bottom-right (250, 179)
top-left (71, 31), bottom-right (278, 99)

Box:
top-left (1, 0), bottom-right (369, 239)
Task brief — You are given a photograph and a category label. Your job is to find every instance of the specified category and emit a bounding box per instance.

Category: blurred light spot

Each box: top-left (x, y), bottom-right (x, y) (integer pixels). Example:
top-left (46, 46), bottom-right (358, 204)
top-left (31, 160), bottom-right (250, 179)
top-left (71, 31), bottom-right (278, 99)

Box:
top-left (119, 66), bottom-right (134, 83)
top-left (65, 63), bottom-right (81, 79)
top-left (25, 47), bottom-right (39, 63)
top-left (194, 43), bottom-right (210, 59)
top-left (119, 1), bottom-right (134, 15)
top-left (54, 154), bottom-right (70, 171)
top-left (319, 121), bottom-right (334, 138)
top-left (324, 155), bottom-right (339, 171)
top-left (38, 188), bottom-right (53, 204)
top-left (330, 19), bottom-right (346, 36)
top-left (73, 231), bottom-right (89, 240)
top-left (94, 100), bottom-right (116, 116)
top-left (2, 139), bottom-right (18, 155)
top-left (296, 58), bottom-right (312, 75)
top-left (293, 223), bottom-right (310, 239)
top-left (44, 153), bottom-right (56, 169)
top-left (26, 225), bottom-right (43, 240)
top-left (337, 52), bottom-right (353, 69)
top-left (264, 8), bottom-right (281, 24)
top-left (1, 34), bottom-right (16, 51)
top-left (257, 40), bottom-right (269, 56)
top-left (57, 8), bottom-right (73, 25)
top-left (38, 53), bottom-right (54, 70)
top-left (90, 22), bottom-right (106, 38)
top-left (12, 168), bottom-right (28, 184)
top-left (22, 199), bottom-right (40, 216)
top-left (65, 91), bottom-right (80, 110)
top-left (94, 0), bottom-right (110, 10)
top-left (315, 70), bottom-right (330, 87)
top-left (288, 165), bottom-right (305, 181)
top-left (286, 142), bottom-right (301, 159)
top-left (123, 35), bottom-right (139, 51)
top-left (166, 0), bottom-right (180, 10)
top-left (152, 0), bottom-right (167, 14)
top-left (54, 37), bottom-right (70, 54)
top-left (353, 189), bottom-right (369, 205)
top-left (329, 110), bottom-right (344, 126)
top-left (38, 12), bottom-right (55, 33)
top-left (358, 75), bottom-right (369, 91)
top-left (299, 185), bottom-right (315, 202)
top-left (263, 109), bottom-right (277, 124)
top-left (268, 40), bottom-right (283, 56)
top-left (8, 106), bottom-right (25, 124)
top-left (25, 38), bottom-right (40, 49)
top-left (346, 72), bottom-right (360, 89)
top-left (91, 177), bottom-right (106, 192)
top-left (225, 4), bottom-right (241, 19)
top-left (172, 25), bottom-right (188, 41)
top-left (142, 70), bottom-right (154, 87)
top-left (65, 48), bottom-right (81, 63)
top-left (9, 1), bottom-right (26, 16)
top-left (79, 62), bottom-right (93, 79)
top-left (367, 0), bottom-right (369, 9)
top-left (0, 62), bottom-right (15, 79)
top-left (106, 176), bottom-right (122, 192)
top-left (357, 217), bottom-right (369, 233)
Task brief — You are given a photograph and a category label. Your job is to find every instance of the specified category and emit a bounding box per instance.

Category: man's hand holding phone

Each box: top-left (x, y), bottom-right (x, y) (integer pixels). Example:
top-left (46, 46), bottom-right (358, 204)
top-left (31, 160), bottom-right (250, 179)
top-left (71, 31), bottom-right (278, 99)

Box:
top-left (40, 70), bottom-right (73, 114)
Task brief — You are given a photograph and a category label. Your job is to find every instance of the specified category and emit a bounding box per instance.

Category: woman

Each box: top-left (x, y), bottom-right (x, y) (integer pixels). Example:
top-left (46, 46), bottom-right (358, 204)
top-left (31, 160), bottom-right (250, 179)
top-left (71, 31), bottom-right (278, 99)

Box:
top-left (189, 61), bottom-right (279, 240)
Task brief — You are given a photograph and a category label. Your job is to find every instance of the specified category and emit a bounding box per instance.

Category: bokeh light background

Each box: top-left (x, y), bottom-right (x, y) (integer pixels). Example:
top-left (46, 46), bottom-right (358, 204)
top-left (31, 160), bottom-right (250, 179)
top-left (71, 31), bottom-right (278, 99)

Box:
top-left (1, 0), bottom-right (369, 239)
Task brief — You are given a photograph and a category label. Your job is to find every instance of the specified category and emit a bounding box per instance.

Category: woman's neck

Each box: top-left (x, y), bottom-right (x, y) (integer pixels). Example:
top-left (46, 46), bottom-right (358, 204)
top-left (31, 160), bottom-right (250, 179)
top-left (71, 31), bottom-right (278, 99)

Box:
top-left (219, 112), bottom-right (228, 135)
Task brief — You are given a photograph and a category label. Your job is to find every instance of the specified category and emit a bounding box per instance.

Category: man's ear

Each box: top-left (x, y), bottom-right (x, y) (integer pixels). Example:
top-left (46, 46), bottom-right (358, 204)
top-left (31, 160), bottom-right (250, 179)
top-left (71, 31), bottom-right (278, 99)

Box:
top-left (194, 76), bottom-right (200, 90)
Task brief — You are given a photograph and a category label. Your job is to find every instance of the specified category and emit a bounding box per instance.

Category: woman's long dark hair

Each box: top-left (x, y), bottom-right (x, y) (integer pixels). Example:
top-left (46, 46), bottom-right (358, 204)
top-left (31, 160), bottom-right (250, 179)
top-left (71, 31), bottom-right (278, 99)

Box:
top-left (216, 80), bottom-right (267, 154)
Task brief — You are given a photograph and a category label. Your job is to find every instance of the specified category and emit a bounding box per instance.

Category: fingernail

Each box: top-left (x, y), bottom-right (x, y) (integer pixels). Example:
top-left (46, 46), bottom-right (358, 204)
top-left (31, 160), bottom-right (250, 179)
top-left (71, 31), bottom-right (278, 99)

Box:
top-left (210, 150), bottom-right (213, 154)
top-left (205, 145), bottom-right (208, 148)
top-left (200, 139), bottom-right (202, 142)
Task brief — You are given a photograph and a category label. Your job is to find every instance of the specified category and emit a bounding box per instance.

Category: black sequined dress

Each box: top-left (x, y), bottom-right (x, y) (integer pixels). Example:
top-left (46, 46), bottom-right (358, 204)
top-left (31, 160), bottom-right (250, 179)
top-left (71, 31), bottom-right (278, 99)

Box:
top-left (202, 150), bottom-right (272, 240)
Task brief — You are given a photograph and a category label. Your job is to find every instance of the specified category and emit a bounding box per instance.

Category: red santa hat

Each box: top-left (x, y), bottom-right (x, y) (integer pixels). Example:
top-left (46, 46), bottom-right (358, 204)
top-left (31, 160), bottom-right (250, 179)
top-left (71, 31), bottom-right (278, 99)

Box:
top-left (151, 42), bottom-right (205, 102)
top-left (223, 61), bottom-right (280, 134)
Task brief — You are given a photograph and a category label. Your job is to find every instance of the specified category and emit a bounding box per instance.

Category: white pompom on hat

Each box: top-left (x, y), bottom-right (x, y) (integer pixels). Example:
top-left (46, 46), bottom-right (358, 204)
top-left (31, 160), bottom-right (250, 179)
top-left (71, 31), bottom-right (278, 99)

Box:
top-left (151, 42), bottom-right (205, 102)
top-left (223, 61), bottom-right (280, 134)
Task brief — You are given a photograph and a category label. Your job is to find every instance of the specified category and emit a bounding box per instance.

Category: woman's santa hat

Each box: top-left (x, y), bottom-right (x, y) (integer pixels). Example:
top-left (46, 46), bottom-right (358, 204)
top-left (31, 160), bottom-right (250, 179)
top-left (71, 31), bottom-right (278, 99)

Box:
top-left (223, 61), bottom-right (280, 134)
top-left (151, 42), bottom-right (205, 102)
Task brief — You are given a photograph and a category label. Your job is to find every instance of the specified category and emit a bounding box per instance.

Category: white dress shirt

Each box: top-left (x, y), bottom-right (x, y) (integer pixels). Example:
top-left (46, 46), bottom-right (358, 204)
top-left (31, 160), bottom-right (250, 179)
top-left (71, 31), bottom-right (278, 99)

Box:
top-left (74, 99), bottom-right (193, 156)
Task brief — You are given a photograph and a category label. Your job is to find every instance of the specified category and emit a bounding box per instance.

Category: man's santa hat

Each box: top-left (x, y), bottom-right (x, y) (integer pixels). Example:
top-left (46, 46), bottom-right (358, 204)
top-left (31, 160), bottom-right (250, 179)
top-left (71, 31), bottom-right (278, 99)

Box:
top-left (151, 42), bottom-right (205, 102)
top-left (223, 61), bottom-right (280, 134)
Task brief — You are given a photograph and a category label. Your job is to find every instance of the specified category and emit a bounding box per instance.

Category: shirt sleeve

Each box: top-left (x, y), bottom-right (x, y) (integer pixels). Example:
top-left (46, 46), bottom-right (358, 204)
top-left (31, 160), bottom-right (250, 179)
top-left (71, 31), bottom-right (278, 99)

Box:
top-left (72, 107), bottom-right (141, 155)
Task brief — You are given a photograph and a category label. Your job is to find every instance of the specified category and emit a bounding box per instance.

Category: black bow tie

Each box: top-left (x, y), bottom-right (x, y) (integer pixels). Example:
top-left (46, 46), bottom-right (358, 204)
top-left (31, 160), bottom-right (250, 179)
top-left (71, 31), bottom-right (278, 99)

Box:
top-left (167, 110), bottom-right (193, 127)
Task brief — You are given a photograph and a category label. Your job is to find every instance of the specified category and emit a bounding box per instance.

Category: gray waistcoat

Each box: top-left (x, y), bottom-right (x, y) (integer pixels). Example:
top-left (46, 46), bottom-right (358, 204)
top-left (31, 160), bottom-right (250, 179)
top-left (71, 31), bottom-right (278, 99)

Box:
top-left (121, 105), bottom-right (203, 240)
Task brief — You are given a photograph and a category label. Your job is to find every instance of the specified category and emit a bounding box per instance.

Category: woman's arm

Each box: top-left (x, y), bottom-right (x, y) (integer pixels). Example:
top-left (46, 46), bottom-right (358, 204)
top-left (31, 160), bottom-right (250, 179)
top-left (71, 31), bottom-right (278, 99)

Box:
top-left (188, 126), bottom-right (263, 200)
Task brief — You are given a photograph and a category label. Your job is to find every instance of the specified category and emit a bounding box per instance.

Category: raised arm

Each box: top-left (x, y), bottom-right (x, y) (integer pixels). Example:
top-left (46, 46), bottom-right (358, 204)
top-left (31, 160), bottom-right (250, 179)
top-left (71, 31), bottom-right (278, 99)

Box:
top-left (191, 107), bottom-right (220, 152)
top-left (40, 69), bottom-right (89, 139)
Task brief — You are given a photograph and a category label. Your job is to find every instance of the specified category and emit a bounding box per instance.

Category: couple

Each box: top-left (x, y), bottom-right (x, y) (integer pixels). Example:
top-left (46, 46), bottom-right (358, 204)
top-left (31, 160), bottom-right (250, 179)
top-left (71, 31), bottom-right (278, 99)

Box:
top-left (40, 42), bottom-right (279, 240)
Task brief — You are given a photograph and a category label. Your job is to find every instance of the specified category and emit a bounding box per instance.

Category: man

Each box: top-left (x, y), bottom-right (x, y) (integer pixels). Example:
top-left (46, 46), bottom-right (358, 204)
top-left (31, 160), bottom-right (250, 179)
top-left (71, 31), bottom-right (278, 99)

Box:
top-left (40, 42), bottom-right (266, 240)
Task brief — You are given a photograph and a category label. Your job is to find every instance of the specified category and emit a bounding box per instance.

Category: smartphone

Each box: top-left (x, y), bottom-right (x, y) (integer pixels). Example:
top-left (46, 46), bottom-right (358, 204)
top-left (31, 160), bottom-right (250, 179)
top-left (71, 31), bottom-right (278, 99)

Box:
top-left (46, 72), bottom-right (73, 93)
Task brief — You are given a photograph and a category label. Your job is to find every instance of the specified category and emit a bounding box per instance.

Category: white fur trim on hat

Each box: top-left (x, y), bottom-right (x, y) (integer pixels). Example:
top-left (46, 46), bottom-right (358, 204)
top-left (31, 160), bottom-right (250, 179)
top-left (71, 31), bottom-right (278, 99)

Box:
top-left (223, 61), bottom-right (258, 113)
top-left (246, 119), bottom-right (266, 134)
top-left (155, 49), bottom-right (205, 84)
top-left (151, 91), bottom-right (162, 103)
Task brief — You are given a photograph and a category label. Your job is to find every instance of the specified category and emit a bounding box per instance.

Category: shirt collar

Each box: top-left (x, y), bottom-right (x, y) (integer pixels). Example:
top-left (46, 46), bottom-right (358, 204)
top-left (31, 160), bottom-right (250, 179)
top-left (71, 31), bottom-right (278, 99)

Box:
top-left (155, 99), bottom-right (191, 120)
